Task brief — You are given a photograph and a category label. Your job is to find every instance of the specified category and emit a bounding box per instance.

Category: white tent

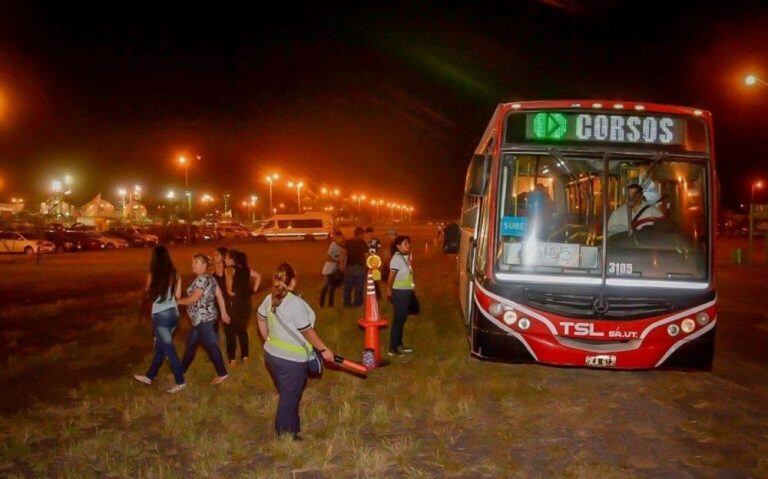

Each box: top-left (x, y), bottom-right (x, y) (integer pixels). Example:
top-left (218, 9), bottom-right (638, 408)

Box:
top-left (79, 194), bottom-right (117, 218)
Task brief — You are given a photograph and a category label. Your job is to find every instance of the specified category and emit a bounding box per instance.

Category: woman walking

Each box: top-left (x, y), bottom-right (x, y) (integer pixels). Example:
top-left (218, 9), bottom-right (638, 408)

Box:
top-left (257, 263), bottom-right (334, 440)
top-left (223, 249), bottom-right (261, 365)
top-left (386, 235), bottom-right (416, 356)
top-left (320, 231), bottom-right (345, 307)
top-left (134, 246), bottom-right (186, 393)
top-left (211, 246), bottom-right (230, 337)
top-left (179, 254), bottom-right (230, 385)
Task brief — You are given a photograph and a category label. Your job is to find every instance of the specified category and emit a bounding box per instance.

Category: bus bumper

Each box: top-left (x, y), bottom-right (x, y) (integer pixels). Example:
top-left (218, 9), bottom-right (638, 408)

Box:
top-left (472, 285), bottom-right (716, 370)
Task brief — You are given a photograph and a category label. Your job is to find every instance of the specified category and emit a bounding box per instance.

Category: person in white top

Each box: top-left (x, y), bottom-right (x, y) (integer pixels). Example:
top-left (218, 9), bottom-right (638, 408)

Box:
top-left (607, 184), bottom-right (664, 236)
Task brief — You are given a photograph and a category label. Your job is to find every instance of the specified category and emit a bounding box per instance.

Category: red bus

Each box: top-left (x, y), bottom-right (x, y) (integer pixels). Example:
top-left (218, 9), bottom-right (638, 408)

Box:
top-left (459, 100), bottom-right (716, 369)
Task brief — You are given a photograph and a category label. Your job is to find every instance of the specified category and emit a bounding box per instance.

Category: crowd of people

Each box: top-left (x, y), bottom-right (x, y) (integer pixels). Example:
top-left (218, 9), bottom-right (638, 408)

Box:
top-left (133, 225), bottom-right (417, 440)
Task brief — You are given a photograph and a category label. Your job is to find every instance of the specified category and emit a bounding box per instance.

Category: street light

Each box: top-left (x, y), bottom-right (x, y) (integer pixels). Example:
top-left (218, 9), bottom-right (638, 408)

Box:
top-left (118, 188), bottom-right (128, 218)
top-left (287, 181), bottom-right (303, 212)
top-left (265, 173), bottom-right (279, 214)
top-left (250, 195), bottom-right (258, 223)
top-left (746, 74), bottom-right (768, 87)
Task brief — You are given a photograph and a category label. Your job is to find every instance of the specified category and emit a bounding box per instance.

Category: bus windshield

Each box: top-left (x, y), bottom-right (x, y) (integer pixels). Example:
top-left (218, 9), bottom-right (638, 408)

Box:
top-left (495, 153), bottom-right (709, 283)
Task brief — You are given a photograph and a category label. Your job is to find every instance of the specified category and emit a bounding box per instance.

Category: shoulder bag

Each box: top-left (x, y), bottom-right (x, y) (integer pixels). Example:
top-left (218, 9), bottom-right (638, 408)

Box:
top-left (272, 309), bottom-right (324, 377)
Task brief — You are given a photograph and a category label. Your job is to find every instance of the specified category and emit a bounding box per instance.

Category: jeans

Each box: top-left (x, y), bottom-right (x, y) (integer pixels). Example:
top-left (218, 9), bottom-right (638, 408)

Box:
top-left (389, 289), bottom-right (414, 352)
top-left (145, 308), bottom-right (185, 385)
top-left (320, 274), bottom-right (339, 307)
top-left (180, 320), bottom-right (228, 377)
top-left (265, 351), bottom-right (308, 436)
top-left (224, 302), bottom-right (250, 361)
top-left (343, 264), bottom-right (366, 307)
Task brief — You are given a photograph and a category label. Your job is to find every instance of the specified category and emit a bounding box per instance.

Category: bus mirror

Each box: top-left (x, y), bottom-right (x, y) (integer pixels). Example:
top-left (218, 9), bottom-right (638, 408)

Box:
top-left (467, 154), bottom-right (490, 197)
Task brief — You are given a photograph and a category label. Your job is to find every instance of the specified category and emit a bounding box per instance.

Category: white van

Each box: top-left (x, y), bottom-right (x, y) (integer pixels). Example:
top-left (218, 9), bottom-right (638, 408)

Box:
top-left (254, 213), bottom-right (333, 241)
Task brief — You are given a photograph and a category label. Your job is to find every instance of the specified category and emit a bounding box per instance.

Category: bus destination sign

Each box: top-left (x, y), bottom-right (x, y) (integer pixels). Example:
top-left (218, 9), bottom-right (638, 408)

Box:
top-left (525, 112), bottom-right (686, 145)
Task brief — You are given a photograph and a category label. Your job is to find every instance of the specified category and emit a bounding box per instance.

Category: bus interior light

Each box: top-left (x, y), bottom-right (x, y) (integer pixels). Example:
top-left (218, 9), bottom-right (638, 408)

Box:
top-left (696, 312), bottom-right (710, 326)
top-left (681, 318), bottom-right (696, 333)
top-left (613, 103), bottom-right (624, 109)
top-left (592, 103), bottom-right (602, 108)
top-left (517, 317), bottom-right (531, 330)
top-left (634, 105), bottom-right (645, 111)
top-left (667, 324), bottom-right (680, 337)
top-left (489, 302), bottom-right (504, 317)
top-left (503, 310), bottom-right (518, 326)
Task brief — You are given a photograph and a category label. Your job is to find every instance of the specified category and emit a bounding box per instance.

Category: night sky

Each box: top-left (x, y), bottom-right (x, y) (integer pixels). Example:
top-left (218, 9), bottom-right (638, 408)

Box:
top-left (1, 1), bottom-right (767, 216)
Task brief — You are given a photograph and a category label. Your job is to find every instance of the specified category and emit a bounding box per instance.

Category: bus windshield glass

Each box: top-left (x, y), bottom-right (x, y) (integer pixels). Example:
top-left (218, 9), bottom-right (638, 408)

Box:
top-left (496, 154), bottom-right (709, 283)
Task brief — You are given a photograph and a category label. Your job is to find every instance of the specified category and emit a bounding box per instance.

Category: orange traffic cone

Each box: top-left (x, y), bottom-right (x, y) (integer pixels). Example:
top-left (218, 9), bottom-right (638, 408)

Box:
top-left (358, 269), bottom-right (388, 369)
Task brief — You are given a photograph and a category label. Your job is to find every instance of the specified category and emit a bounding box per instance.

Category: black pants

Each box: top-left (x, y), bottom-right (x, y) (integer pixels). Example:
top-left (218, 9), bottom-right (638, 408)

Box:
top-left (224, 303), bottom-right (250, 361)
top-left (343, 264), bottom-right (366, 307)
top-left (320, 274), bottom-right (339, 307)
top-left (265, 351), bottom-right (308, 436)
top-left (389, 289), bottom-right (414, 352)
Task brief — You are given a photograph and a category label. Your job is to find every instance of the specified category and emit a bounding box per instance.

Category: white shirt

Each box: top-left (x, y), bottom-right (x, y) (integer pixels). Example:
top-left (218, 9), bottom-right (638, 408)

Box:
top-left (607, 202), bottom-right (664, 235)
top-left (257, 292), bottom-right (316, 362)
top-left (321, 242), bottom-right (343, 275)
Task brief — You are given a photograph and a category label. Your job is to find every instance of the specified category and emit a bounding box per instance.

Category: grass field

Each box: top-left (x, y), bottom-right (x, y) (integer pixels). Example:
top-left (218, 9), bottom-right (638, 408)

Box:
top-left (1, 229), bottom-right (767, 478)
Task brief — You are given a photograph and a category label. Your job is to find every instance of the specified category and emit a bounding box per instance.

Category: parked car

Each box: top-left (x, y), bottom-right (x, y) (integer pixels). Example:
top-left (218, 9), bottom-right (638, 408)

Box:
top-left (253, 213), bottom-right (334, 241)
top-left (37, 231), bottom-right (80, 253)
top-left (0, 231), bottom-right (56, 254)
top-left (95, 233), bottom-right (130, 249)
top-left (64, 231), bottom-right (105, 251)
top-left (109, 226), bottom-right (159, 246)
top-left (140, 225), bottom-right (183, 244)
top-left (217, 224), bottom-right (252, 239)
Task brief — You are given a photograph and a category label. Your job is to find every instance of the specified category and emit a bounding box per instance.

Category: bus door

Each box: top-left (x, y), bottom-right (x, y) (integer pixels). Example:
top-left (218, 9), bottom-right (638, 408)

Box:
top-left (459, 150), bottom-right (491, 323)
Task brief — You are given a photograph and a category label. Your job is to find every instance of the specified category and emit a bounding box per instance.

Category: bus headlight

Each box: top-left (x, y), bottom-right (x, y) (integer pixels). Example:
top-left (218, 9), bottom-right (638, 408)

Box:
top-left (696, 312), bottom-right (710, 326)
top-left (503, 310), bottom-right (518, 326)
top-left (667, 324), bottom-right (680, 336)
top-left (681, 318), bottom-right (696, 333)
top-left (489, 302), bottom-right (504, 317)
top-left (517, 317), bottom-right (531, 330)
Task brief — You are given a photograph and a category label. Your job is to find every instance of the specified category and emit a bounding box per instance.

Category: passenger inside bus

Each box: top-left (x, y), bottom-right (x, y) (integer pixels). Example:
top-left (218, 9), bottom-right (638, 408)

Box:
top-left (606, 183), bottom-right (664, 236)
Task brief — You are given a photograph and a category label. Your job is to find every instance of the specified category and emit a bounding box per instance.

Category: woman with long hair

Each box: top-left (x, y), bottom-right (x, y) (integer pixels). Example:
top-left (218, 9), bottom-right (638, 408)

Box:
top-left (178, 254), bottom-right (231, 385)
top-left (134, 246), bottom-right (186, 393)
top-left (222, 249), bottom-right (261, 365)
top-left (257, 263), bottom-right (333, 439)
top-left (211, 246), bottom-right (230, 337)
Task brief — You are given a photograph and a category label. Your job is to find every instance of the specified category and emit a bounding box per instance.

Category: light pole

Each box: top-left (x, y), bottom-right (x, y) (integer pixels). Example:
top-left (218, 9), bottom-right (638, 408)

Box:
top-left (166, 190), bottom-right (175, 220)
top-left (288, 181), bottom-right (303, 213)
top-left (746, 74), bottom-right (768, 87)
top-left (201, 194), bottom-right (213, 217)
top-left (250, 195), bottom-right (257, 224)
top-left (749, 180), bottom-right (764, 252)
top-left (265, 174), bottom-right (279, 214)
top-left (117, 188), bottom-right (127, 218)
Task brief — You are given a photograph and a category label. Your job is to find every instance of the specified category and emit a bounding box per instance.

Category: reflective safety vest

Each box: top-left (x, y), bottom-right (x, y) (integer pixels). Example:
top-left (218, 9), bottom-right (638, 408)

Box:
top-left (392, 253), bottom-right (415, 290)
top-left (266, 309), bottom-right (311, 361)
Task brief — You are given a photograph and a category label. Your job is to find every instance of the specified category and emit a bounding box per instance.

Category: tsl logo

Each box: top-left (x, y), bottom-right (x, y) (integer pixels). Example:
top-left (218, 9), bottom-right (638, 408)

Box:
top-left (560, 322), bottom-right (638, 339)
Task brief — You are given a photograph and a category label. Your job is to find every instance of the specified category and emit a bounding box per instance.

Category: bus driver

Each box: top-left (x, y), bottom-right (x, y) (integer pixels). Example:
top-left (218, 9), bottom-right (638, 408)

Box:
top-left (607, 183), bottom-right (664, 235)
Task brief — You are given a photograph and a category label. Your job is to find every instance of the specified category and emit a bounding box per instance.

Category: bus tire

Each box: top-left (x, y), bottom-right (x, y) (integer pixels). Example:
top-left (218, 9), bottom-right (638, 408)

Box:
top-left (255, 235), bottom-right (267, 243)
top-left (24, 246), bottom-right (34, 255)
top-left (304, 235), bottom-right (315, 242)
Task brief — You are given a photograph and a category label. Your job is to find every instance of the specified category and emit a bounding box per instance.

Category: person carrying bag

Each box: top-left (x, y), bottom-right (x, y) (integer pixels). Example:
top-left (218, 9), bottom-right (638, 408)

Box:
top-left (257, 263), bottom-right (334, 440)
top-left (386, 235), bottom-right (417, 356)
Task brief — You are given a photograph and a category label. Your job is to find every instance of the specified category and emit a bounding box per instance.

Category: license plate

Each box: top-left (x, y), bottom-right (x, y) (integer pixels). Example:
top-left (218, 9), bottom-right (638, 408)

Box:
top-left (585, 355), bottom-right (617, 367)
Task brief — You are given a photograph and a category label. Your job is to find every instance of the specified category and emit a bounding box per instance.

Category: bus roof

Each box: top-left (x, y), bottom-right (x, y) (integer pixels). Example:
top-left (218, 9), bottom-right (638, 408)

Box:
top-left (497, 100), bottom-right (711, 119)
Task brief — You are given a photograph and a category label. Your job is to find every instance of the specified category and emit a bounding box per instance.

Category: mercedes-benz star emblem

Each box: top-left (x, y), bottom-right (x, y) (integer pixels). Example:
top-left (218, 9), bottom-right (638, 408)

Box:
top-left (593, 296), bottom-right (610, 315)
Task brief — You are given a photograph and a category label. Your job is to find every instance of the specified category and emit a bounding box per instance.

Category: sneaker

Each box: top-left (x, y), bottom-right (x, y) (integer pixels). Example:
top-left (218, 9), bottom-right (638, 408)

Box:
top-left (133, 375), bottom-right (152, 385)
top-left (387, 349), bottom-right (401, 357)
top-left (399, 346), bottom-right (414, 354)
top-left (241, 356), bottom-right (249, 363)
top-left (211, 374), bottom-right (229, 385)
top-left (166, 383), bottom-right (186, 394)
top-left (229, 359), bottom-right (238, 367)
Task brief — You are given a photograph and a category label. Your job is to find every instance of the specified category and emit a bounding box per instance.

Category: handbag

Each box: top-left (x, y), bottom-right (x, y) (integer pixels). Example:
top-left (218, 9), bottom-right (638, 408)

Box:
top-left (408, 291), bottom-right (420, 315)
top-left (273, 310), bottom-right (324, 377)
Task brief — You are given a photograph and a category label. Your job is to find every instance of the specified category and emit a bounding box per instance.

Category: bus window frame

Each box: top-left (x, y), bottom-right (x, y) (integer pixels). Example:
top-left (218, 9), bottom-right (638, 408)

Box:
top-left (493, 146), bottom-right (712, 288)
